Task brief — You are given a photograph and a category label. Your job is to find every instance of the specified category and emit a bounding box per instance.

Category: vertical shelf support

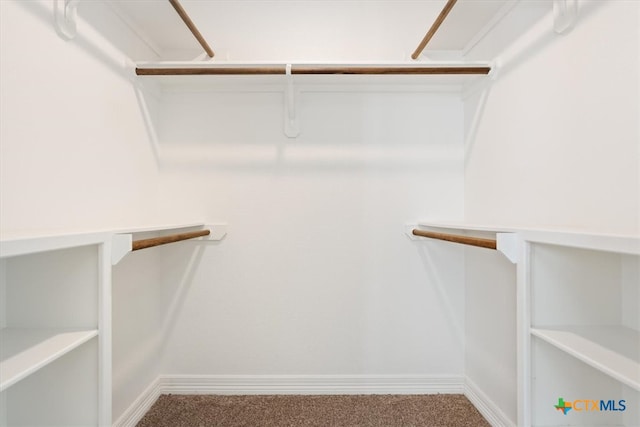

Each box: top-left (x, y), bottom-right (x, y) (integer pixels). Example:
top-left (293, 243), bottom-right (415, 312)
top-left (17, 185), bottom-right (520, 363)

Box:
top-left (284, 64), bottom-right (300, 138)
top-left (54, 0), bottom-right (81, 40)
top-left (98, 241), bottom-right (113, 427)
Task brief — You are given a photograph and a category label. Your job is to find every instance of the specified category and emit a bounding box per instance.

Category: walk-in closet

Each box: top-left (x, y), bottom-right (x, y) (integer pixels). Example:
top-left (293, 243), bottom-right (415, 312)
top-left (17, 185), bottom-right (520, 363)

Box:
top-left (1, 0), bottom-right (638, 426)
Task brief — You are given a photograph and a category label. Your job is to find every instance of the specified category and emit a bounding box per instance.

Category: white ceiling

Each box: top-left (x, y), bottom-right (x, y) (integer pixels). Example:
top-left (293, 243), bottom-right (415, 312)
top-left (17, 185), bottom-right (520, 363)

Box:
top-left (108, 0), bottom-right (510, 61)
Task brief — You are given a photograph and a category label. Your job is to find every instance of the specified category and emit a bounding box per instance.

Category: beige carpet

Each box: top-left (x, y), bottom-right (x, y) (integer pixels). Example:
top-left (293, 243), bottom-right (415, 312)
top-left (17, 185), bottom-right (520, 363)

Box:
top-left (136, 394), bottom-right (490, 427)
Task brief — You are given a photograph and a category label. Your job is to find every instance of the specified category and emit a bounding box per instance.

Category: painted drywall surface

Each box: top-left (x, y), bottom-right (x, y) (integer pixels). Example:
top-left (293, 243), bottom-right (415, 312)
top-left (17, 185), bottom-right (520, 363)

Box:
top-left (0, 1), bottom-right (162, 422)
top-left (465, 248), bottom-right (517, 424)
top-left (153, 89), bottom-right (467, 376)
top-left (0, 0), bottom-right (159, 236)
top-left (112, 249), bottom-right (164, 420)
top-left (464, 0), bottom-right (639, 235)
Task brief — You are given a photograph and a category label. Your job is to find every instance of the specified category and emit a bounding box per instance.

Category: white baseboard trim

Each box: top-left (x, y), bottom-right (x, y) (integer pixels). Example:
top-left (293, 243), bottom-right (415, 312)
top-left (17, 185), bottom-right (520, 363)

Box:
top-left (112, 374), bottom-right (465, 426)
top-left (160, 374), bottom-right (465, 395)
top-left (464, 378), bottom-right (515, 427)
top-left (112, 377), bottom-right (162, 427)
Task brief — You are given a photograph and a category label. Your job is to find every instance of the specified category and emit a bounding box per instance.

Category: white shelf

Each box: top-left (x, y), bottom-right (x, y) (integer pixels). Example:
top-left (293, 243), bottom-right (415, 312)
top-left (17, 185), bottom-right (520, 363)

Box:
top-left (531, 326), bottom-right (640, 392)
top-left (113, 222), bottom-right (206, 234)
top-left (0, 328), bottom-right (98, 392)
top-left (416, 221), bottom-right (517, 233)
top-left (134, 61), bottom-right (493, 90)
top-left (423, 0), bottom-right (517, 53)
top-left (0, 232), bottom-right (112, 259)
top-left (521, 229), bottom-right (640, 256)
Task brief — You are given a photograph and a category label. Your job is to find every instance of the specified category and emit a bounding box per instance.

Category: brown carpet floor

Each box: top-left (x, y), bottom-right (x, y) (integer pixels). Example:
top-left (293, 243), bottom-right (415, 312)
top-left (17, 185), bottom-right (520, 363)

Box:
top-left (137, 394), bottom-right (490, 427)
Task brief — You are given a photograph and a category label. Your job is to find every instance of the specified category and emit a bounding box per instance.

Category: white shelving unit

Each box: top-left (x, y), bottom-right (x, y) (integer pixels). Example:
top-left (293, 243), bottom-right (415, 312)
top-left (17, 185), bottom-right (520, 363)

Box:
top-left (410, 222), bottom-right (640, 426)
top-left (520, 230), bottom-right (640, 427)
top-left (0, 222), bottom-right (227, 426)
top-left (0, 233), bottom-right (114, 427)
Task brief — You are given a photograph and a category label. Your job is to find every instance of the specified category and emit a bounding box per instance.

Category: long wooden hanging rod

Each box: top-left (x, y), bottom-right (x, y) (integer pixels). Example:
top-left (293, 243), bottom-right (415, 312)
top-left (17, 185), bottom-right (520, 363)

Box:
top-left (132, 229), bottom-right (211, 251)
top-left (411, 0), bottom-right (458, 60)
top-left (135, 65), bottom-right (490, 76)
top-left (136, 67), bottom-right (286, 76)
top-left (291, 66), bottom-right (489, 75)
top-left (412, 229), bottom-right (497, 250)
top-left (168, 0), bottom-right (214, 58)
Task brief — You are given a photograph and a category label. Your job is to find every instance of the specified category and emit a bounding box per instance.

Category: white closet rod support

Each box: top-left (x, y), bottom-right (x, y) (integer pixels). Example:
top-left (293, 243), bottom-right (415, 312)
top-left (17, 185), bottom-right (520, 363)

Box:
top-left (54, 0), bottom-right (81, 40)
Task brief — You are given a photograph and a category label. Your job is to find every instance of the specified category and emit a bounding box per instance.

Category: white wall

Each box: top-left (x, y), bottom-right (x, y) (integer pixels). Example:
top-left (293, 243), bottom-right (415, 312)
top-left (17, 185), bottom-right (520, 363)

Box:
top-left (462, 1), bottom-right (640, 425)
top-left (150, 85), bottom-right (467, 377)
top-left (464, 0), bottom-right (639, 234)
top-left (0, 0), bottom-right (159, 235)
top-left (464, 248), bottom-right (517, 424)
top-left (0, 1), bottom-right (164, 422)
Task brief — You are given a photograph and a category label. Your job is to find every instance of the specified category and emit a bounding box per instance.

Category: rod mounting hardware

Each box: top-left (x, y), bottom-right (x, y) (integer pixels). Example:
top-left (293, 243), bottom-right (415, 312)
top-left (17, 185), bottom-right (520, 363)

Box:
top-left (54, 0), bottom-right (81, 40)
top-left (496, 233), bottom-right (518, 263)
top-left (553, 0), bottom-right (578, 34)
top-left (111, 234), bottom-right (132, 265)
top-left (284, 64), bottom-right (300, 138)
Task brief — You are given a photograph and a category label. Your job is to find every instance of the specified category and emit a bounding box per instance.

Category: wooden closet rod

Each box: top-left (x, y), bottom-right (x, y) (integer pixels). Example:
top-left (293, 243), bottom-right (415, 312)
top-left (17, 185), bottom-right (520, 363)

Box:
top-left (411, 0), bottom-right (458, 60)
top-left (136, 67), bottom-right (286, 76)
top-left (135, 65), bottom-right (490, 76)
top-left (132, 229), bottom-right (211, 251)
top-left (291, 66), bottom-right (489, 75)
top-left (168, 0), bottom-right (215, 58)
top-left (412, 229), bottom-right (497, 250)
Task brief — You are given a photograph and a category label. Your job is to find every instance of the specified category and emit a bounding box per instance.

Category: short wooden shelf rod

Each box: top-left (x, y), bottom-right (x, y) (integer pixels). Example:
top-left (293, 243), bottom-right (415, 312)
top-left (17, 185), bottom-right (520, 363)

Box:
top-left (411, 0), bottom-right (458, 59)
top-left (132, 229), bottom-right (211, 251)
top-left (412, 229), bottom-right (497, 250)
top-left (168, 0), bottom-right (215, 58)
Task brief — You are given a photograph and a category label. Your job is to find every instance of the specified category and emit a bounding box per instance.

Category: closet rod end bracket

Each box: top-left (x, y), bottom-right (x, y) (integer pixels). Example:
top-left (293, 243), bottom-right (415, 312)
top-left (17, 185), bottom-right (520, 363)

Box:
top-left (497, 232), bottom-right (519, 263)
top-left (553, 0), bottom-right (578, 34)
top-left (111, 234), bottom-right (132, 265)
top-left (205, 223), bottom-right (228, 241)
top-left (54, 0), bottom-right (81, 40)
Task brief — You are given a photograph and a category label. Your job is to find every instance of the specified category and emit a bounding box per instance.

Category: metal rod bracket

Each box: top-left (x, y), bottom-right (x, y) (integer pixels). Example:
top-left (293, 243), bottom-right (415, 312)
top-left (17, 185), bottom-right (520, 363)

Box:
top-left (54, 0), bottom-right (81, 40)
top-left (284, 64), bottom-right (300, 138)
top-left (497, 232), bottom-right (518, 263)
top-left (553, 0), bottom-right (578, 34)
top-left (111, 234), bottom-right (132, 265)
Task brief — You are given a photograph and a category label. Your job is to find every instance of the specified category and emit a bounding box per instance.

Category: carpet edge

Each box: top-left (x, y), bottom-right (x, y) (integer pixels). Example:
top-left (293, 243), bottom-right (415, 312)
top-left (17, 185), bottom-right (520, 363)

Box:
top-left (113, 374), bottom-right (467, 426)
